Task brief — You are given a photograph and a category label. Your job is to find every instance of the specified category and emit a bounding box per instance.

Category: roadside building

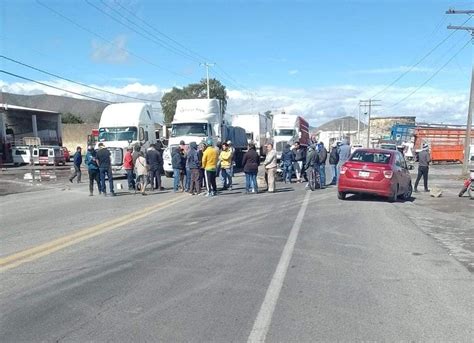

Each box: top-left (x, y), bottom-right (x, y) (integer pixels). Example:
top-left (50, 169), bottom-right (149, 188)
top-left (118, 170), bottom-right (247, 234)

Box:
top-left (0, 104), bottom-right (62, 163)
top-left (316, 116), bottom-right (366, 147)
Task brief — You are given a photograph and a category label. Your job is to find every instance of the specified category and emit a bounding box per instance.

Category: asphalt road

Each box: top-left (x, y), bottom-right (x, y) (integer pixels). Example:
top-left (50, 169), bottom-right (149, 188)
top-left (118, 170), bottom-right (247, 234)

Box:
top-left (0, 173), bottom-right (472, 342)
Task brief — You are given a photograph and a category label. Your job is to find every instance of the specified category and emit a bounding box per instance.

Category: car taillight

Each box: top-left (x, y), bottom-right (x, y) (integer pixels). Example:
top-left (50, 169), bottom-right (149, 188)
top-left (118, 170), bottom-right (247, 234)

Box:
top-left (340, 166), bottom-right (348, 175)
top-left (383, 170), bottom-right (393, 179)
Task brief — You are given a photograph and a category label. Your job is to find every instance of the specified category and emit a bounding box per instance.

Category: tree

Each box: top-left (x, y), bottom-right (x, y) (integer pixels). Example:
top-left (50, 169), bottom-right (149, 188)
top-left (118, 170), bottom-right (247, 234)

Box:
top-left (160, 78), bottom-right (227, 124)
top-left (160, 87), bottom-right (188, 124)
top-left (61, 113), bottom-right (84, 124)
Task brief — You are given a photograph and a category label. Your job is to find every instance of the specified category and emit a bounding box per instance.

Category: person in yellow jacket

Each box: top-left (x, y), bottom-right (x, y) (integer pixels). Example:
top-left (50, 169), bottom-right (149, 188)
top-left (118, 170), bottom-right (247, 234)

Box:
top-left (202, 138), bottom-right (219, 196)
top-left (219, 142), bottom-right (233, 190)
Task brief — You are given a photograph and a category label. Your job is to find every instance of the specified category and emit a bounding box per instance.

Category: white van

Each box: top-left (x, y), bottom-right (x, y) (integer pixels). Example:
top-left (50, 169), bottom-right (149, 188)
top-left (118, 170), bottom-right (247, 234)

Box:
top-left (12, 146), bottom-right (38, 166)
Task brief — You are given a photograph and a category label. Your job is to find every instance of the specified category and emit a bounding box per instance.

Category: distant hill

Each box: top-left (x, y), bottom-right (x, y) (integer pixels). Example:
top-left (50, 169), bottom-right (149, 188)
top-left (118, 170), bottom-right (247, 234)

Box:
top-left (316, 116), bottom-right (367, 132)
top-left (0, 92), bottom-right (108, 123)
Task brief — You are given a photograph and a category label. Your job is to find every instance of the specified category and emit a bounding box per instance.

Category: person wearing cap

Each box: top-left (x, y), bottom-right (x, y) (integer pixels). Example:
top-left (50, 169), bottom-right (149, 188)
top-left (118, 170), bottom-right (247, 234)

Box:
top-left (414, 143), bottom-right (431, 192)
top-left (69, 146), bottom-right (82, 183)
top-left (202, 138), bottom-right (219, 196)
top-left (123, 146), bottom-right (135, 191)
top-left (263, 143), bottom-right (277, 193)
top-left (85, 145), bottom-right (100, 196)
top-left (219, 142), bottom-right (233, 190)
top-left (96, 142), bottom-right (115, 196)
top-left (226, 140), bottom-right (235, 177)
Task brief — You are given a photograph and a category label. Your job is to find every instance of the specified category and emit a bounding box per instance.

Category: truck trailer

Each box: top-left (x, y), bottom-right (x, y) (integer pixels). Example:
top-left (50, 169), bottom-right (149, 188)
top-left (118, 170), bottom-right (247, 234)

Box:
top-left (414, 125), bottom-right (474, 163)
top-left (163, 99), bottom-right (247, 177)
top-left (272, 113), bottom-right (310, 160)
top-left (231, 113), bottom-right (272, 156)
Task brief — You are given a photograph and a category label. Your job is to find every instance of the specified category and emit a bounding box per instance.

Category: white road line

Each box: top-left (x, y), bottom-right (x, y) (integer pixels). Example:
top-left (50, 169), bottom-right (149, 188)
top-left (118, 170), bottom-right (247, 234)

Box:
top-left (247, 191), bottom-right (311, 343)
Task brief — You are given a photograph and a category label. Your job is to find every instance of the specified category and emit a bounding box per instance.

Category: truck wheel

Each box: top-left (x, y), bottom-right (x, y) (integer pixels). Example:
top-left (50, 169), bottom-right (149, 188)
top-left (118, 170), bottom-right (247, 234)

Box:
top-left (165, 171), bottom-right (173, 178)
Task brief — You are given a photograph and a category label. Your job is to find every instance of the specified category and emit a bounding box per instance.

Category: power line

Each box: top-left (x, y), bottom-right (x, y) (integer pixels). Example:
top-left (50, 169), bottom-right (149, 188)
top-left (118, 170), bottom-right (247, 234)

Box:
top-left (112, 0), bottom-right (210, 63)
top-left (0, 70), bottom-right (113, 104)
top-left (35, 0), bottom-right (193, 81)
top-left (85, 0), bottom-right (203, 64)
top-left (1, 55), bottom-right (162, 103)
top-left (371, 15), bottom-right (472, 99)
top-left (388, 38), bottom-right (472, 109)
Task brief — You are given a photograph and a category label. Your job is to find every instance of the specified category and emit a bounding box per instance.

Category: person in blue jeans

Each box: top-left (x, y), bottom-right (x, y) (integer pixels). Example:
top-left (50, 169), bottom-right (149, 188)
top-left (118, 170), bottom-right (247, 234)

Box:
top-left (281, 144), bottom-right (294, 183)
top-left (242, 143), bottom-right (260, 194)
top-left (318, 141), bottom-right (328, 188)
top-left (95, 143), bottom-right (115, 196)
top-left (171, 146), bottom-right (182, 192)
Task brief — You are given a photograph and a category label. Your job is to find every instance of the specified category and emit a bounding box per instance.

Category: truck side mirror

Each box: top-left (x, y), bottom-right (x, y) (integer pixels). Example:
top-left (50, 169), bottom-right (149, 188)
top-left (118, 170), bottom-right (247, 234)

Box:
top-left (139, 127), bottom-right (145, 142)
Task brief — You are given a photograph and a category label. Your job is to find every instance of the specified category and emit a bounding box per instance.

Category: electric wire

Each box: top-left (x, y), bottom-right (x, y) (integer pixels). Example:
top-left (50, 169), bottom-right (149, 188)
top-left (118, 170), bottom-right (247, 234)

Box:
top-left (0, 70), bottom-right (113, 104)
top-left (371, 15), bottom-right (472, 99)
top-left (112, 0), bottom-right (210, 63)
top-left (1, 55), bottom-right (162, 103)
top-left (36, 0), bottom-right (193, 81)
top-left (387, 38), bottom-right (472, 109)
top-left (86, 0), bottom-right (203, 64)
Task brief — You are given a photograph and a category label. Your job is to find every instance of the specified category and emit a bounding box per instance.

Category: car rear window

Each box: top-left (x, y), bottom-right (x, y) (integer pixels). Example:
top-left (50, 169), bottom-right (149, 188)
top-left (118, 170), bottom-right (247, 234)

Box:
top-left (350, 151), bottom-right (391, 164)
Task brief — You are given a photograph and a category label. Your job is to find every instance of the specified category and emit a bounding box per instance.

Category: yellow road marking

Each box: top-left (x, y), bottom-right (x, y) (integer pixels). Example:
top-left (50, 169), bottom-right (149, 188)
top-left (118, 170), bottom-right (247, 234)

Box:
top-left (0, 196), bottom-right (187, 272)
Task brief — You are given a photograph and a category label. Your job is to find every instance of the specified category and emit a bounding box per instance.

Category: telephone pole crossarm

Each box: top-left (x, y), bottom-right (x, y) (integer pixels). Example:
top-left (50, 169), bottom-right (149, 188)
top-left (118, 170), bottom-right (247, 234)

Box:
top-left (446, 8), bottom-right (474, 174)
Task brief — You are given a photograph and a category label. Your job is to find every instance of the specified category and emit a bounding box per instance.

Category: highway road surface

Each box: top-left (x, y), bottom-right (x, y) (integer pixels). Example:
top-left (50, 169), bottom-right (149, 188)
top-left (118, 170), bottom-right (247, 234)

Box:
top-left (0, 174), bottom-right (472, 342)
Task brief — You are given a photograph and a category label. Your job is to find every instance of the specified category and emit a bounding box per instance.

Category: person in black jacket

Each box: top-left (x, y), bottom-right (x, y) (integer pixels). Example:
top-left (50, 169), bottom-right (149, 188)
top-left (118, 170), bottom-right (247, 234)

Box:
top-left (318, 142), bottom-right (328, 188)
top-left (171, 146), bottom-right (182, 192)
top-left (146, 144), bottom-right (163, 190)
top-left (242, 143), bottom-right (260, 194)
top-left (329, 142), bottom-right (339, 185)
top-left (292, 141), bottom-right (306, 182)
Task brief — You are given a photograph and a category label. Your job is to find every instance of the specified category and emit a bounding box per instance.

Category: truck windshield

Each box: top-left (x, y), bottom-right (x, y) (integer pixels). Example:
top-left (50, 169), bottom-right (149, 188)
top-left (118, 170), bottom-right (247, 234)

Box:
top-left (273, 129), bottom-right (295, 136)
top-left (98, 127), bottom-right (137, 142)
top-left (171, 123), bottom-right (208, 137)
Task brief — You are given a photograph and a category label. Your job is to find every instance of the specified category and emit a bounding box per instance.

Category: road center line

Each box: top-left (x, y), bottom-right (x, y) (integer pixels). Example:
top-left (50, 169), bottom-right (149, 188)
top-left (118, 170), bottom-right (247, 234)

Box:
top-left (247, 191), bottom-right (311, 343)
top-left (0, 196), bottom-right (188, 272)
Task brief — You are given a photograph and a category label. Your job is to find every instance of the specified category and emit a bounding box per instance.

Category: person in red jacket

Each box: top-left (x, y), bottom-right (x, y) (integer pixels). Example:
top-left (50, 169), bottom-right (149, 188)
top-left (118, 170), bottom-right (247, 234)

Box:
top-left (123, 146), bottom-right (135, 190)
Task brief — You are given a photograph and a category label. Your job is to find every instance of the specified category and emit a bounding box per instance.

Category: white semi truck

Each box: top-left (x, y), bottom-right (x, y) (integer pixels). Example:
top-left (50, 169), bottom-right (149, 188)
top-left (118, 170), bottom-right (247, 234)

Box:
top-left (163, 99), bottom-right (247, 177)
top-left (96, 102), bottom-right (156, 176)
top-left (272, 113), bottom-right (310, 160)
top-left (231, 113), bottom-right (272, 157)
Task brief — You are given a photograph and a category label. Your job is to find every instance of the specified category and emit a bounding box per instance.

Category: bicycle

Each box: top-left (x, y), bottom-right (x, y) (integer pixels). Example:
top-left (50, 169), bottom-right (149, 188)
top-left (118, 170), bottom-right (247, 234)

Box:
top-left (307, 166), bottom-right (320, 191)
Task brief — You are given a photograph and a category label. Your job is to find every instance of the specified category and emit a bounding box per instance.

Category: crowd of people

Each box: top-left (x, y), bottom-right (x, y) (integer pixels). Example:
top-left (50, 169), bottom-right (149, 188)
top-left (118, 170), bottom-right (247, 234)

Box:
top-left (72, 138), bottom-right (355, 197)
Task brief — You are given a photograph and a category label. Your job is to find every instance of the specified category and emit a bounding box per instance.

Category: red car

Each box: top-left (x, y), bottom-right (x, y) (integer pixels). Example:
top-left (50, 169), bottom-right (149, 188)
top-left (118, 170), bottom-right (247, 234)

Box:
top-left (61, 147), bottom-right (71, 162)
top-left (337, 148), bottom-right (412, 202)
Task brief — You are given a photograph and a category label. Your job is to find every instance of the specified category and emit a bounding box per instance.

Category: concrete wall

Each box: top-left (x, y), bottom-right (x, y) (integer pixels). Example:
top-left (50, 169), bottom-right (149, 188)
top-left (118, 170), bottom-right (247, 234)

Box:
top-left (62, 123), bottom-right (97, 150)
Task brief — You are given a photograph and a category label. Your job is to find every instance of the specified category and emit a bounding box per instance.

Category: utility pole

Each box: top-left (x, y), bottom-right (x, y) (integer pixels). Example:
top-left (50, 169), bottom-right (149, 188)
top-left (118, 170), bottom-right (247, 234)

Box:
top-left (360, 99), bottom-right (381, 148)
top-left (357, 102), bottom-right (361, 144)
top-left (200, 62), bottom-right (215, 99)
top-left (447, 8), bottom-right (474, 174)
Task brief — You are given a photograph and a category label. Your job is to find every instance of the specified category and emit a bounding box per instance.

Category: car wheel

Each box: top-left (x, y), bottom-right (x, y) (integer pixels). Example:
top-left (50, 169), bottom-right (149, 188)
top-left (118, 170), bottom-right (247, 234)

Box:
top-left (402, 181), bottom-right (413, 200)
top-left (337, 191), bottom-right (346, 200)
top-left (388, 185), bottom-right (398, 203)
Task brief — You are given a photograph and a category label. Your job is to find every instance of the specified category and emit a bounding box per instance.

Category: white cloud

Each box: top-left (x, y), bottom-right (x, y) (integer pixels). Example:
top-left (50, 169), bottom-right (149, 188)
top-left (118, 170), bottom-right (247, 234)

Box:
top-left (91, 35), bottom-right (130, 64)
top-left (288, 69), bottom-right (299, 75)
top-left (352, 66), bottom-right (435, 75)
top-left (0, 79), bottom-right (468, 127)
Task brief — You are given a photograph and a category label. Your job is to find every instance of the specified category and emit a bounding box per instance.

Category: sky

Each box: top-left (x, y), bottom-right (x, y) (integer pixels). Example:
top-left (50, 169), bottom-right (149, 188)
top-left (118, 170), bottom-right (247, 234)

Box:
top-left (0, 0), bottom-right (473, 127)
